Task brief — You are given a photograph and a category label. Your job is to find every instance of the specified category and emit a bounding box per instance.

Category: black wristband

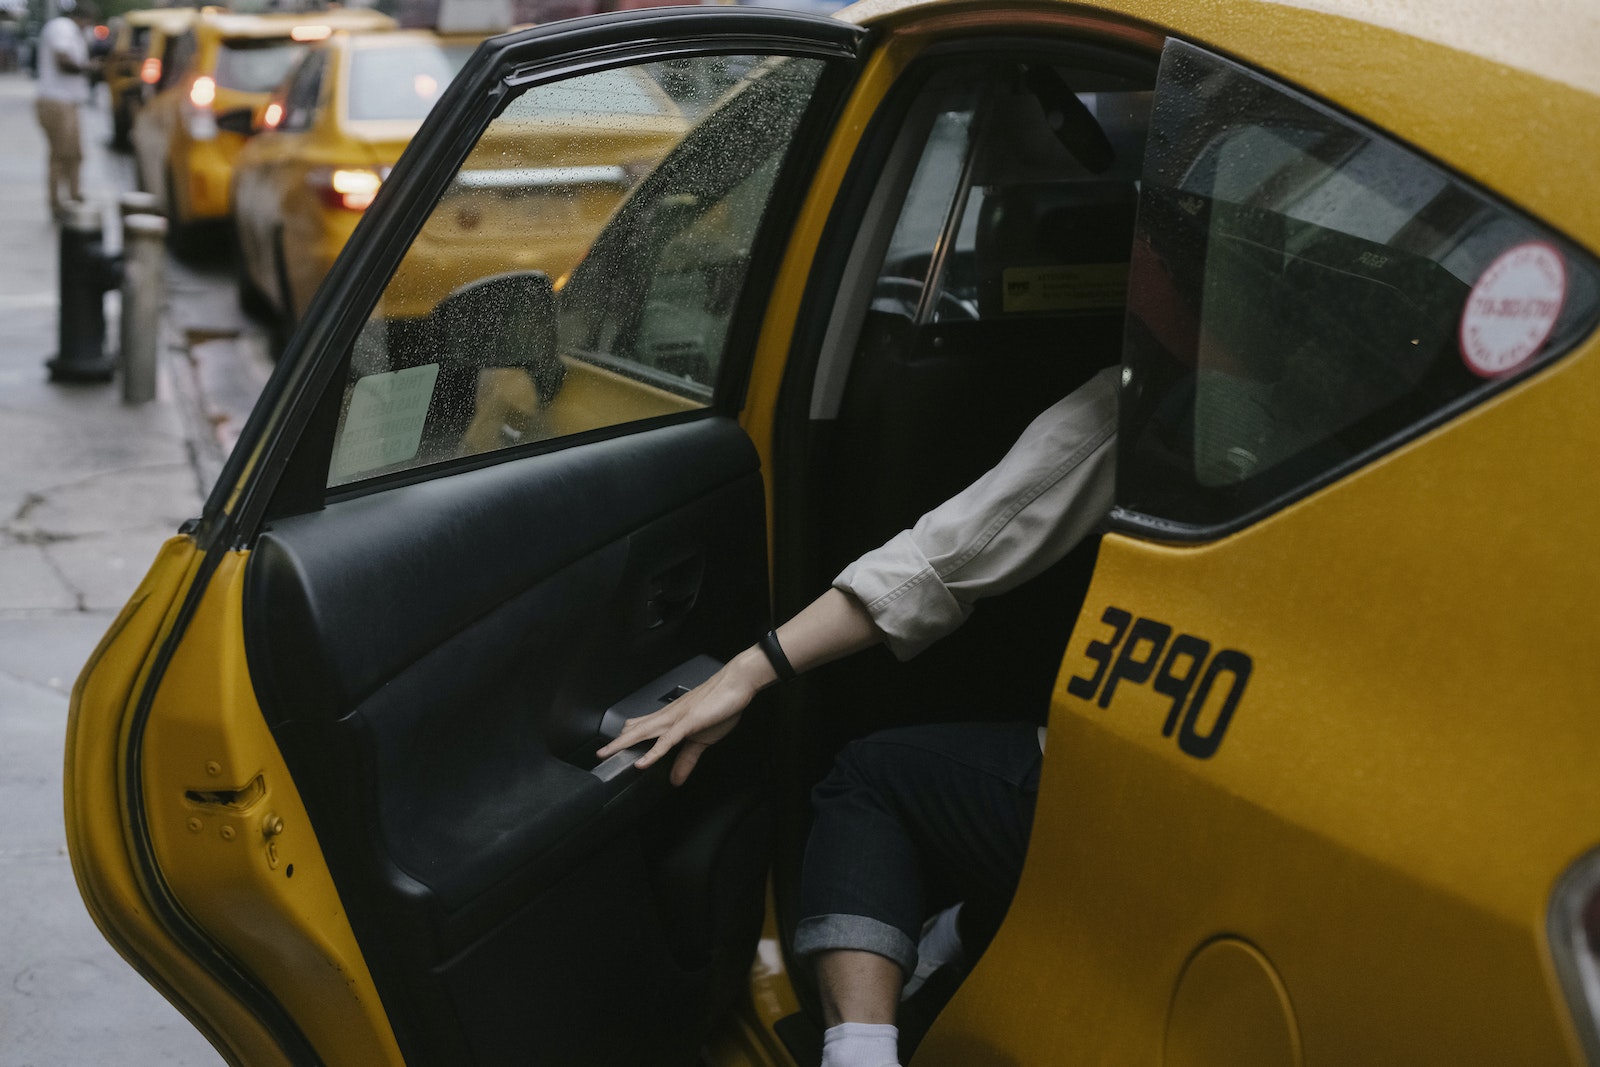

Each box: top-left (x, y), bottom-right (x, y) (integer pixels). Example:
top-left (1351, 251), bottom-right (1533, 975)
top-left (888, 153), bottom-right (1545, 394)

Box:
top-left (757, 629), bottom-right (797, 682)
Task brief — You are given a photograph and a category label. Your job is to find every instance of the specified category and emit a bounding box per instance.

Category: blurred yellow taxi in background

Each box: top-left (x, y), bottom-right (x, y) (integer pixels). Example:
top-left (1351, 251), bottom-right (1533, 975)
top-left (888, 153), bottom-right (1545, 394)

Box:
top-left (104, 6), bottom-right (194, 150)
top-left (234, 37), bottom-right (687, 332)
top-left (232, 28), bottom-right (486, 325)
top-left (130, 6), bottom-right (395, 253)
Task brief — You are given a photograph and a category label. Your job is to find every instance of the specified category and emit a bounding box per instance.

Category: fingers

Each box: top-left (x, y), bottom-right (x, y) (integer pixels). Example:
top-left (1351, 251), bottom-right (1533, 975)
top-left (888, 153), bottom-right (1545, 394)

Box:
top-left (670, 741), bottom-right (706, 787)
top-left (596, 707), bottom-right (673, 758)
top-left (631, 730), bottom-right (681, 771)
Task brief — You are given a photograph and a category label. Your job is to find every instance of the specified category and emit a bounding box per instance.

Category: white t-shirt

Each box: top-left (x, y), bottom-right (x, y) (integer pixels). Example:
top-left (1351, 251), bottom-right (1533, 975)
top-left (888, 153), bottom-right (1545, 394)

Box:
top-left (36, 16), bottom-right (90, 105)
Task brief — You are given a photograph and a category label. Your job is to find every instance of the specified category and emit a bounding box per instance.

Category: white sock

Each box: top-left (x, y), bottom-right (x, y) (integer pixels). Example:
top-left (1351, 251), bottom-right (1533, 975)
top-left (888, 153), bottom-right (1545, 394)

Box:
top-left (902, 902), bottom-right (963, 999)
top-left (820, 1021), bottom-right (900, 1067)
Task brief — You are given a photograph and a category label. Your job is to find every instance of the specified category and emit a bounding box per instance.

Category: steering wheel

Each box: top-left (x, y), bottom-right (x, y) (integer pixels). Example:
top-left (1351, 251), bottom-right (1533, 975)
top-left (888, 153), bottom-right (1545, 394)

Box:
top-left (871, 276), bottom-right (979, 321)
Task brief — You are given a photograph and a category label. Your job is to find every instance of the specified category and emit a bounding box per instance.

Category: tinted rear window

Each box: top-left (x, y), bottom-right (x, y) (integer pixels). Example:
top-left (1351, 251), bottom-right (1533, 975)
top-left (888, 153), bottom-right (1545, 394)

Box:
top-left (347, 43), bottom-right (475, 122)
top-left (215, 39), bottom-right (305, 93)
top-left (1117, 40), bottom-right (1600, 534)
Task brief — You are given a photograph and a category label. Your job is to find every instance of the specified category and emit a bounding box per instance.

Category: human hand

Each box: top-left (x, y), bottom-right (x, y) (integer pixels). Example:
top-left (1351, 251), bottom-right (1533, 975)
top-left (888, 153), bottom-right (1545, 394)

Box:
top-left (596, 649), bottom-right (773, 786)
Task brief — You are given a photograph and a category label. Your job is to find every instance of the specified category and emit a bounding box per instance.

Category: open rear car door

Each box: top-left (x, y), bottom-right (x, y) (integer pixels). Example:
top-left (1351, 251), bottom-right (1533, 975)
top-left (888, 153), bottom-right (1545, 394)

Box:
top-left (65, 10), bottom-right (864, 1064)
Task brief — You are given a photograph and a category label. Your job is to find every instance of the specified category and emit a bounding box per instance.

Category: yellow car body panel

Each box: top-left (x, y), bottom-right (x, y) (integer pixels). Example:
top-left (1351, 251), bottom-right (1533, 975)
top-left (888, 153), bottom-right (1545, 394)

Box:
top-left (72, 0), bottom-right (1600, 1063)
top-left (105, 7), bottom-right (196, 140)
top-left (139, 551), bottom-right (406, 1065)
top-left (138, 8), bottom-right (396, 226)
top-left (233, 30), bottom-right (488, 321)
top-left (929, 344), bottom-right (1600, 1065)
top-left (67, 542), bottom-right (404, 1066)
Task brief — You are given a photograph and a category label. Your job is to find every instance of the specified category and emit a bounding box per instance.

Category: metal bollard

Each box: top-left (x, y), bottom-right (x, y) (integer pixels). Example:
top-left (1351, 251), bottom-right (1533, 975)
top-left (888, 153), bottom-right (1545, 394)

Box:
top-left (120, 214), bottom-right (168, 404)
top-left (47, 202), bottom-right (121, 383)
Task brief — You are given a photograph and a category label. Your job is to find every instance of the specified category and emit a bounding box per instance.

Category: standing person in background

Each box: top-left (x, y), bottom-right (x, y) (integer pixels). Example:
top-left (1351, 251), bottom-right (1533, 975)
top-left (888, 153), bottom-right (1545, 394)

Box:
top-left (34, 0), bottom-right (95, 221)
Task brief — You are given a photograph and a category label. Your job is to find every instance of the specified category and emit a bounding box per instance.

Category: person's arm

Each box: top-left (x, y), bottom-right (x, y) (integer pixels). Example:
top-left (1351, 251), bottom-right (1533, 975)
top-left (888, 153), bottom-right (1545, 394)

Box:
top-left (596, 588), bottom-right (883, 785)
top-left (600, 365), bottom-right (1119, 784)
top-left (836, 364), bottom-right (1119, 660)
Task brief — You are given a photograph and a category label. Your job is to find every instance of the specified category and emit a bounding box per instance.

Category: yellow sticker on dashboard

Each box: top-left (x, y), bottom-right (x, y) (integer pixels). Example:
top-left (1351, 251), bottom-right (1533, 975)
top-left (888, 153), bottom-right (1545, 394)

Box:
top-left (1002, 263), bottom-right (1129, 313)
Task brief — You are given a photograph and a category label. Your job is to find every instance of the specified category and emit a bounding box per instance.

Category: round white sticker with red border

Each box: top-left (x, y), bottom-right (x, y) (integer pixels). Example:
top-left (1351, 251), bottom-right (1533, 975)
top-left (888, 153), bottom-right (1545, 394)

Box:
top-left (1459, 241), bottom-right (1567, 378)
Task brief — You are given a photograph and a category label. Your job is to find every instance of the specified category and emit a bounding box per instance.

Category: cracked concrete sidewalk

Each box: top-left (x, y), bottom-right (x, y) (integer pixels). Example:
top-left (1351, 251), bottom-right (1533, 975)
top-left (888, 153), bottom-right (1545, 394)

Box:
top-left (0, 72), bottom-right (224, 1065)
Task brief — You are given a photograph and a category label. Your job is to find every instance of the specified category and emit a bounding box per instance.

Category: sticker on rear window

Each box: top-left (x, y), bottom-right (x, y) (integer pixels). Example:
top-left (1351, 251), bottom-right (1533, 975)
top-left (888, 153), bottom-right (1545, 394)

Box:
top-left (1459, 241), bottom-right (1566, 378)
top-left (329, 363), bottom-right (441, 483)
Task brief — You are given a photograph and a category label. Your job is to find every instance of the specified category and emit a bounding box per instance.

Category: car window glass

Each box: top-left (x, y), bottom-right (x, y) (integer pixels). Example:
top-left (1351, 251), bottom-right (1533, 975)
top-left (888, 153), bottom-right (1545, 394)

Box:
top-left (216, 38), bottom-right (305, 93)
top-left (866, 65), bottom-right (1149, 326)
top-left (325, 54), bottom-right (828, 488)
top-left (1118, 40), bottom-right (1600, 532)
top-left (347, 43), bottom-right (474, 122)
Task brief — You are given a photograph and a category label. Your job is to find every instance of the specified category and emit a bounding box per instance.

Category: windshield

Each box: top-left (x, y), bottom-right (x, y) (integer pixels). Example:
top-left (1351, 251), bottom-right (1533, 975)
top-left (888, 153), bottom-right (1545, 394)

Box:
top-left (347, 43), bottom-right (476, 122)
top-left (216, 39), bottom-right (304, 93)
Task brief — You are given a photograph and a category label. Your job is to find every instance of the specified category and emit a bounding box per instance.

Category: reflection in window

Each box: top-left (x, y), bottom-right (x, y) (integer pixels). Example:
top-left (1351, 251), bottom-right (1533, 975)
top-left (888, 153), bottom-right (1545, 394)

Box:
top-left (325, 54), bottom-right (828, 487)
top-left (1120, 40), bottom-right (1600, 529)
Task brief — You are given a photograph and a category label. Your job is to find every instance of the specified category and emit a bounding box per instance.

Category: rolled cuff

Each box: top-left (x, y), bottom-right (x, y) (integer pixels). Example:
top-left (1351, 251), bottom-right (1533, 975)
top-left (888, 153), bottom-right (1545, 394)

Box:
top-left (833, 530), bottom-right (971, 661)
top-left (794, 912), bottom-right (919, 978)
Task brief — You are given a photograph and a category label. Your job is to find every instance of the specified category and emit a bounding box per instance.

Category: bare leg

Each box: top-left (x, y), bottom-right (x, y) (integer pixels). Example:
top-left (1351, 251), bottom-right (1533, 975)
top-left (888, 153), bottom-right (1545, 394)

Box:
top-left (816, 949), bottom-right (901, 1027)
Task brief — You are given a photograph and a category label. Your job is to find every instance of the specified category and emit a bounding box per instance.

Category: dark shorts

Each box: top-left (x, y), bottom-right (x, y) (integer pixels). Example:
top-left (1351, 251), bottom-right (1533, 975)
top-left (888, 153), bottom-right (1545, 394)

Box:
top-left (793, 721), bottom-right (1042, 976)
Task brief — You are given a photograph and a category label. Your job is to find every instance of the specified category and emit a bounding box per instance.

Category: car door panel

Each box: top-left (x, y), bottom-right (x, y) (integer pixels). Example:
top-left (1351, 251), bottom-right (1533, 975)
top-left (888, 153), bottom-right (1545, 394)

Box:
top-left (70, 9), bottom-right (866, 1064)
top-left (244, 415), bottom-right (771, 1062)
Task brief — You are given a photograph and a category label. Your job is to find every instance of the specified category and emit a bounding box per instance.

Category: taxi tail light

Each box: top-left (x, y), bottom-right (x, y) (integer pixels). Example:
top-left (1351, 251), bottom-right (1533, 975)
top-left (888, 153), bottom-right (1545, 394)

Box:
top-left (1549, 848), bottom-right (1600, 1061)
top-left (140, 56), bottom-right (161, 85)
top-left (308, 167), bottom-right (387, 212)
top-left (184, 75), bottom-right (217, 140)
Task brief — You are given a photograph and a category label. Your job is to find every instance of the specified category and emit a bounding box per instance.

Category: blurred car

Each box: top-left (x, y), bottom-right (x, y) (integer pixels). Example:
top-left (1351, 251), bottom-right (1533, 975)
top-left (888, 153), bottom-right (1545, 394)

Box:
top-left (130, 6), bottom-right (394, 252)
top-left (66, 4), bottom-right (1600, 1067)
top-left (233, 29), bottom-right (686, 338)
top-left (231, 29), bottom-right (488, 326)
top-left (103, 7), bottom-right (195, 150)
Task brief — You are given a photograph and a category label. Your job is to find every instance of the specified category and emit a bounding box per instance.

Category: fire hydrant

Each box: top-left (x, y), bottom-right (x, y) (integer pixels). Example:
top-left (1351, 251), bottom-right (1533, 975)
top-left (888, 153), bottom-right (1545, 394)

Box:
top-left (47, 201), bottom-right (121, 383)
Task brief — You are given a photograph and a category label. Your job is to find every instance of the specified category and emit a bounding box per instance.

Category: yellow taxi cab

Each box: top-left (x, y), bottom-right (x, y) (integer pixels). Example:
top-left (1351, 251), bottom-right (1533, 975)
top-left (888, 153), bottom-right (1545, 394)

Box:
top-left (229, 27), bottom-right (683, 339)
top-left (103, 6), bottom-right (195, 150)
top-left (130, 6), bottom-right (394, 253)
top-left (65, 2), bottom-right (1600, 1065)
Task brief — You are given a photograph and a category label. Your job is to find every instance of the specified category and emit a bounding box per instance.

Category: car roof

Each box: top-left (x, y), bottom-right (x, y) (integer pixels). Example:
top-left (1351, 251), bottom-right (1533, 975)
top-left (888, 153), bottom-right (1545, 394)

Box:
top-left (122, 6), bottom-right (197, 32)
top-left (194, 7), bottom-right (396, 41)
top-left (342, 27), bottom-right (492, 49)
top-left (836, 0), bottom-right (1600, 254)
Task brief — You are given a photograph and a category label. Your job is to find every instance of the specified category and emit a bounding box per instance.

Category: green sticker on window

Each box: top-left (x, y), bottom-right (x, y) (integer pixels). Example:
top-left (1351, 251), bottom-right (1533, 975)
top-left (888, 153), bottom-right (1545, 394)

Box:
top-left (1001, 263), bottom-right (1129, 313)
top-left (329, 364), bottom-right (441, 484)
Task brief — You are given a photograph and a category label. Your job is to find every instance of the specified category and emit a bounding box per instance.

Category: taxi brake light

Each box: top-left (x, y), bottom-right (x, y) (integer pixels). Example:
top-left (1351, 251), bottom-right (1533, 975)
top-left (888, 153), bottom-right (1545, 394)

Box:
top-left (140, 56), bottom-right (161, 84)
top-left (291, 25), bottom-right (332, 41)
top-left (309, 167), bottom-right (385, 211)
top-left (189, 75), bottom-right (216, 109)
top-left (262, 102), bottom-right (284, 130)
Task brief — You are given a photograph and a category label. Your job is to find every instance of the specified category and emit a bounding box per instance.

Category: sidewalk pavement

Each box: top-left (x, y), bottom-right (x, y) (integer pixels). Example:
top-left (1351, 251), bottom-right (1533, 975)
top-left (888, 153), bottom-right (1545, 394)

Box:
top-left (0, 70), bottom-right (232, 1065)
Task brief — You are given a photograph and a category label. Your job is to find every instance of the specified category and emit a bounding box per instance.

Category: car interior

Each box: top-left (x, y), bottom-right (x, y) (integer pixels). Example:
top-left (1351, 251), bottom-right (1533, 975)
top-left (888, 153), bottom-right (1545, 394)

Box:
top-left (766, 42), bottom-right (1157, 1058)
top-left (236, 35), bottom-right (1158, 1066)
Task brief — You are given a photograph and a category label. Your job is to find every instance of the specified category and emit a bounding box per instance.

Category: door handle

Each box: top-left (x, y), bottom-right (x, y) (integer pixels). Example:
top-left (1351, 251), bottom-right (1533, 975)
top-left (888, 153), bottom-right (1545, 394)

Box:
top-left (592, 655), bottom-right (722, 782)
top-left (642, 555), bottom-right (704, 629)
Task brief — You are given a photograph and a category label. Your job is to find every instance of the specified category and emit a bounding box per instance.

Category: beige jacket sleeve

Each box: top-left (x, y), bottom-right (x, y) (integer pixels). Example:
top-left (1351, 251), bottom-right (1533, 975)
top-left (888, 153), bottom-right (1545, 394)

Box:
top-left (833, 364), bottom-right (1120, 660)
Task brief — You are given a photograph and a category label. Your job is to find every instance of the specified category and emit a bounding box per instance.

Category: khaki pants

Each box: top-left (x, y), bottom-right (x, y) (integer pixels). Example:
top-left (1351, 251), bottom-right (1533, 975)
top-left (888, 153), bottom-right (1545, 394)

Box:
top-left (35, 97), bottom-right (82, 212)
